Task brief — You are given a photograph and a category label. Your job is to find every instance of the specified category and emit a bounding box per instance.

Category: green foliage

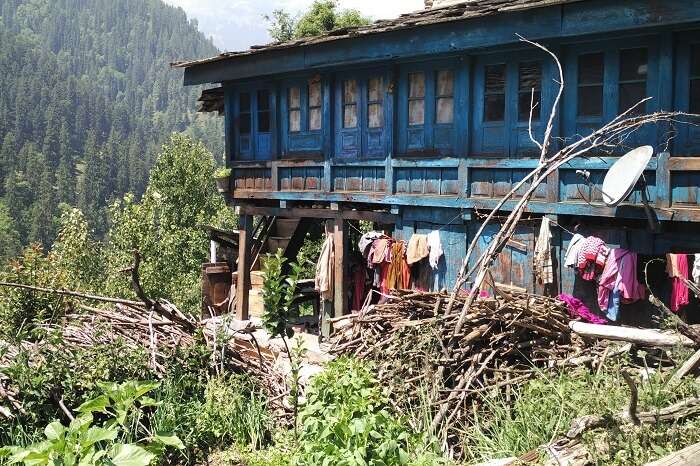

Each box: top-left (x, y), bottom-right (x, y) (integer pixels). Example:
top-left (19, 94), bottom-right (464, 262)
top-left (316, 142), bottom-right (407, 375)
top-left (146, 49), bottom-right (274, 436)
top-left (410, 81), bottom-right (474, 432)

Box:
top-left (105, 134), bottom-right (235, 315)
top-left (213, 167), bottom-right (231, 179)
top-left (260, 249), bottom-right (305, 339)
top-left (0, 201), bottom-right (21, 264)
top-left (265, 0), bottom-right (372, 42)
top-left (0, 0), bottom-right (222, 246)
top-left (294, 357), bottom-right (417, 466)
top-left (0, 380), bottom-right (183, 466)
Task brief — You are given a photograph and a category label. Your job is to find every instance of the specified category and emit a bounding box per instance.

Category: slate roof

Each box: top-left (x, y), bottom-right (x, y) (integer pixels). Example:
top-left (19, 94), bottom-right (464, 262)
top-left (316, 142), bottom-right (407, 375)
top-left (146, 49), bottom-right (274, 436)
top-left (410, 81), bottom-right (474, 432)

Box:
top-left (172, 0), bottom-right (583, 70)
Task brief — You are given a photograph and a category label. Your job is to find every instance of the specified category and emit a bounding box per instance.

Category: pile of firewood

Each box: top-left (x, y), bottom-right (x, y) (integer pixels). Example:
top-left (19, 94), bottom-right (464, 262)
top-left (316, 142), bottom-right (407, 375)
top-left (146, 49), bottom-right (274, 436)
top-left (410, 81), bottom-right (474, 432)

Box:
top-left (330, 289), bottom-right (610, 442)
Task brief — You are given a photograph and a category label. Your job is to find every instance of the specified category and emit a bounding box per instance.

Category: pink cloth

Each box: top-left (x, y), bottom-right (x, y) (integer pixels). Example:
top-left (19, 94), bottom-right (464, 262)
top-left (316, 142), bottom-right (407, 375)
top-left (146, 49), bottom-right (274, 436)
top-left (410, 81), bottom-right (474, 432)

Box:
top-left (598, 249), bottom-right (646, 311)
top-left (577, 236), bottom-right (609, 281)
top-left (668, 254), bottom-right (689, 312)
top-left (558, 293), bottom-right (607, 324)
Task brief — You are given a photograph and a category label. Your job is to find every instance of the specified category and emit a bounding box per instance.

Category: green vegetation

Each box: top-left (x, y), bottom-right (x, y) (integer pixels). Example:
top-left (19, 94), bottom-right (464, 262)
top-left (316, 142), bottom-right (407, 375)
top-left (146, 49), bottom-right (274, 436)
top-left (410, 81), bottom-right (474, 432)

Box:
top-left (265, 0), bottom-right (372, 42)
top-left (0, 0), bottom-right (222, 249)
top-left (214, 167), bottom-right (232, 179)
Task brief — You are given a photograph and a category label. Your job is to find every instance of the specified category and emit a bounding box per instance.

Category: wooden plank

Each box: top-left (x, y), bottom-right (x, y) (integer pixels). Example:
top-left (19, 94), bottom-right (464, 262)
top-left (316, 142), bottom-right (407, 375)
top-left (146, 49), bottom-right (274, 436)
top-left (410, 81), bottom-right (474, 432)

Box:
top-left (236, 215), bottom-right (253, 321)
top-left (645, 441), bottom-right (700, 466)
top-left (332, 217), bottom-right (347, 319)
top-left (569, 322), bottom-right (695, 348)
top-left (237, 205), bottom-right (399, 224)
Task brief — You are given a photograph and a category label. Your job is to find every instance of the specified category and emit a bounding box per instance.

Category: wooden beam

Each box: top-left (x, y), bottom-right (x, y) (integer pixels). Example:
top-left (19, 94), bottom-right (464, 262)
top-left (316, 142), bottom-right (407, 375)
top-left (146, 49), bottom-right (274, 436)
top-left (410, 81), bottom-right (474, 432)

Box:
top-left (645, 441), bottom-right (700, 466)
top-left (236, 215), bottom-right (253, 320)
top-left (333, 217), bottom-right (347, 321)
top-left (237, 205), bottom-right (399, 224)
top-left (569, 322), bottom-right (695, 348)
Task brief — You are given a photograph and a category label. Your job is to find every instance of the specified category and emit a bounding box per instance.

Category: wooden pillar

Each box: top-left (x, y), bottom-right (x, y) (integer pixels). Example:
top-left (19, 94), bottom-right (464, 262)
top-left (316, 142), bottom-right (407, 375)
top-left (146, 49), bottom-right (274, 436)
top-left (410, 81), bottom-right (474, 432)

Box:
top-left (333, 216), bottom-right (347, 318)
top-left (236, 214), bottom-right (253, 320)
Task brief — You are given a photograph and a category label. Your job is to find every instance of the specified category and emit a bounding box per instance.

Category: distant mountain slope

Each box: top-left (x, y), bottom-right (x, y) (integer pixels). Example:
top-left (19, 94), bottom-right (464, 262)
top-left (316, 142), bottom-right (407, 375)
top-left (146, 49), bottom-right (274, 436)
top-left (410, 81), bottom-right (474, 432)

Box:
top-left (0, 0), bottom-right (221, 251)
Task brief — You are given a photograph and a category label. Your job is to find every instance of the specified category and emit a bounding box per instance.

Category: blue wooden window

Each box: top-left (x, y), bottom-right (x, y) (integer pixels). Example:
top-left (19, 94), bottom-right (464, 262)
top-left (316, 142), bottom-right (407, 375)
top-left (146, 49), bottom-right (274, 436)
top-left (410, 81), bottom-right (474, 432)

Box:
top-left (674, 32), bottom-right (700, 155)
top-left (232, 86), bottom-right (275, 161)
top-left (281, 76), bottom-right (328, 156)
top-left (473, 52), bottom-right (548, 157)
top-left (563, 37), bottom-right (659, 150)
top-left (334, 71), bottom-right (389, 159)
top-left (399, 61), bottom-right (461, 156)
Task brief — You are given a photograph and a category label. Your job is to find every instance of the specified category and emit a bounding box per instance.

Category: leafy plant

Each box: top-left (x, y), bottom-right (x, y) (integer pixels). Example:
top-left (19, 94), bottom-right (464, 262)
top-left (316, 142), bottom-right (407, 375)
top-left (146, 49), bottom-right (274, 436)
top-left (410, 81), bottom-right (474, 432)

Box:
top-left (213, 167), bottom-right (231, 179)
top-left (0, 380), bottom-right (183, 466)
top-left (260, 249), bottom-right (305, 339)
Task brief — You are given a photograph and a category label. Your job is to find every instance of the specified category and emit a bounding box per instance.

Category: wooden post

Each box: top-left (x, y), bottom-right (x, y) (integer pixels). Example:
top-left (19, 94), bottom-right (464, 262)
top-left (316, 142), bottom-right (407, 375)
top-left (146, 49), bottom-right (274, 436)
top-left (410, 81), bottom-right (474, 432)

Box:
top-left (236, 214), bottom-right (253, 321)
top-left (333, 217), bottom-right (347, 318)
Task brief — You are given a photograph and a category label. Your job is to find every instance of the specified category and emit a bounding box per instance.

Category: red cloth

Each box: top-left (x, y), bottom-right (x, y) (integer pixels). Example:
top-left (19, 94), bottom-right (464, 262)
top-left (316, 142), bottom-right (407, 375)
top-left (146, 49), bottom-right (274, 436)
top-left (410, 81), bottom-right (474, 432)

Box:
top-left (351, 266), bottom-right (366, 312)
top-left (668, 254), bottom-right (690, 312)
top-left (577, 236), bottom-right (609, 281)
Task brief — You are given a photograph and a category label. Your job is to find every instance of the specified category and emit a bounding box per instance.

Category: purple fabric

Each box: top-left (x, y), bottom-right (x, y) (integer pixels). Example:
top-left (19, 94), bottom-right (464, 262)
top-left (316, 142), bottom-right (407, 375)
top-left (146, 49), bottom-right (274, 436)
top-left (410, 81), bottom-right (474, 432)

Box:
top-left (558, 293), bottom-right (608, 324)
top-left (598, 248), bottom-right (646, 312)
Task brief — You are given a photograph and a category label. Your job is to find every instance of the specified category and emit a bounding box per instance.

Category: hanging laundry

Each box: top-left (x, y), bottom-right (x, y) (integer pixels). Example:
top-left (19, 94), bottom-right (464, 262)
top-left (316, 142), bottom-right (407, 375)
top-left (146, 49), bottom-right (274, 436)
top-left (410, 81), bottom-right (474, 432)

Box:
top-left (407, 234), bottom-right (429, 265)
top-left (427, 230), bottom-right (444, 270)
top-left (412, 260), bottom-right (432, 292)
top-left (597, 249), bottom-right (646, 321)
top-left (387, 241), bottom-right (410, 290)
top-left (558, 293), bottom-right (607, 324)
top-left (534, 217), bottom-right (553, 285)
top-left (350, 261), bottom-right (367, 312)
top-left (314, 232), bottom-right (334, 301)
top-left (358, 231), bottom-right (386, 259)
top-left (577, 236), bottom-right (609, 281)
top-left (564, 234), bottom-right (585, 268)
top-left (693, 254), bottom-right (700, 286)
top-left (371, 238), bottom-right (391, 265)
top-left (667, 253), bottom-right (690, 312)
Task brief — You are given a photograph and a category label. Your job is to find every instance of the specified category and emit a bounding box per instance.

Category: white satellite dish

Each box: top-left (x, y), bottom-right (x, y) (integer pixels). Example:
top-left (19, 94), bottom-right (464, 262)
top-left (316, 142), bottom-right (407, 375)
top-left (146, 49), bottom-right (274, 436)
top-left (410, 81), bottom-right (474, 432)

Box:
top-left (601, 145), bottom-right (654, 207)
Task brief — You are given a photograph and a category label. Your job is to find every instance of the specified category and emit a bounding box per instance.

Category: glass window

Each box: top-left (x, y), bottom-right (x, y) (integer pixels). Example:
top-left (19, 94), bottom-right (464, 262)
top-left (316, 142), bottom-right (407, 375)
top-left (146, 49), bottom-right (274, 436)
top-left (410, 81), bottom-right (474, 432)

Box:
top-left (619, 48), bottom-right (648, 115)
top-left (484, 64), bottom-right (505, 122)
top-left (368, 77), bottom-right (384, 128)
top-left (577, 53), bottom-right (604, 117)
top-left (239, 92), bottom-right (251, 135)
top-left (408, 72), bottom-right (425, 126)
top-left (343, 79), bottom-right (358, 129)
top-left (436, 70), bottom-right (454, 124)
top-left (691, 44), bottom-right (700, 114)
top-left (289, 87), bottom-right (301, 133)
top-left (309, 80), bottom-right (322, 131)
top-left (257, 90), bottom-right (270, 132)
top-left (517, 61), bottom-right (541, 121)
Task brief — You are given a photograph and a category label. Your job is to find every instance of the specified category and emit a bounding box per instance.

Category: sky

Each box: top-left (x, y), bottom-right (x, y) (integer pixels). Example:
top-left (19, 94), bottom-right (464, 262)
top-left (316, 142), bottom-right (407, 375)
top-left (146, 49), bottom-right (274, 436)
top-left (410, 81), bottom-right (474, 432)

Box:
top-left (164, 0), bottom-right (425, 52)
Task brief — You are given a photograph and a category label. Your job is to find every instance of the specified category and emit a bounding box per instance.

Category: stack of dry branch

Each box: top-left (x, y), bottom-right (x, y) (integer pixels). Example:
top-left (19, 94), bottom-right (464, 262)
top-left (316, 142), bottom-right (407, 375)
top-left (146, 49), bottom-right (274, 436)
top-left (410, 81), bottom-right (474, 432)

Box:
top-left (330, 289), bottom-right (610, 443)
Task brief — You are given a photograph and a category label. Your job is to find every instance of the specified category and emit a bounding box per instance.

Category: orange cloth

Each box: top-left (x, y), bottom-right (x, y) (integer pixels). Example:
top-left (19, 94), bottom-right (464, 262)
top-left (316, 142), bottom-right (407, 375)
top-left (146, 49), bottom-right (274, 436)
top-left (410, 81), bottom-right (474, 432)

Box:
top-left (387, 241), bottom-right (409, 290)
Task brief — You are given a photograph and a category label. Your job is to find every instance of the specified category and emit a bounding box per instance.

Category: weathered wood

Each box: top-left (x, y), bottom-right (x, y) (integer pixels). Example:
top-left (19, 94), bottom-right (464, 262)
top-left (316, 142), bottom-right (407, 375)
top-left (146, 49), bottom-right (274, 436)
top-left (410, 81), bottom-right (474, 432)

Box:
top-left (236, 215), bottom-right (253, 320)
top-left (333, 217), bottom-right (347, 318)
top-left (645, 441), bottom-right (700, 466)
top-left (569, 321), bottom-right (695, 348)
top-left (672, 348), bottom-right (700, 383)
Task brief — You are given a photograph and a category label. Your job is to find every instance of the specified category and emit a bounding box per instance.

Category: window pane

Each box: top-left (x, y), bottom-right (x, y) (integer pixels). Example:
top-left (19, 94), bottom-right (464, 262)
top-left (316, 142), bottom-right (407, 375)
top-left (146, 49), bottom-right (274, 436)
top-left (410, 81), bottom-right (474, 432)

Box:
top-left (368, 77), bottom-right (383, 101)
top-left (437, 70), bottom-right (454, 96)
top-left (409, 73), bottom-right (425, 98)
top-left (518, 62), bottom-right (541, 91)
top-left (409, 99), bottom-right (425, 125)
top-left (692, 45), bottom-right (700, 77)
top-left (289, 87), bottom-right (301, 108)
top-left (309, 107), bottom-right (322, 130)
top-left (257, 90), bottom-right (270, 111)
top-left (240, 92), bottom-right (251, 112)
top-left (484, 94), bottom-right (505, 122)
top-left (578, 85), bottom-right (603, 117)
top-left (240, 113), bottom-right (251, 134)
top-left (343, 104), bottom-right (358, 128)
top-left (436, 97), bottom-right (454, 124)
top-left (578, 53), bottom-right (604, 84)
top-left (691, 79), bottom-right (700, 113)
top-left (290, 109), bottom-right (301, 132)
top-left (619, 82), bottom-right (646, 114)
top-left (309, 81), bottom-right (322, 107)
top-left (485, 64), bottom-right (506, 93)
top-left (620, 48), bottom-right (648, 81)
top-left (344, 80), bottom-right (357, 104)
top-left (368, 103), bottom-right (383, 128)
top-left (518, 91), bottom-right (540, 121)
top-left (258, 111), bottom-right (270, 132)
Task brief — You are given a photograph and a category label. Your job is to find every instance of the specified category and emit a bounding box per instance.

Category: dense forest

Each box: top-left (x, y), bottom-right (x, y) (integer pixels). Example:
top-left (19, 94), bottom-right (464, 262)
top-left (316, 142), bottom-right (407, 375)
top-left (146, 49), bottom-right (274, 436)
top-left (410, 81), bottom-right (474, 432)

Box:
top-left (0, 0), bottom-right (222, 256)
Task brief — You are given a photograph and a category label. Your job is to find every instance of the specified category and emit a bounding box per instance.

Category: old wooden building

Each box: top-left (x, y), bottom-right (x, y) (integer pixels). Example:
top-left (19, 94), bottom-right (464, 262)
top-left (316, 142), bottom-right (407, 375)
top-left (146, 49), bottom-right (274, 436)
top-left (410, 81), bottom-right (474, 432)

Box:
top-left (176, 0), bottom-right (700, 329)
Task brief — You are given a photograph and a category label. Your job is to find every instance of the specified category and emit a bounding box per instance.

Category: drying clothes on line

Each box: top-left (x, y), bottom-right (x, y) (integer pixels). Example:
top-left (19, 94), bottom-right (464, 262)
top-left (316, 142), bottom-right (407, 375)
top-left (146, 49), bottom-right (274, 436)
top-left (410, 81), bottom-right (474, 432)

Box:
top-left (369, 238), bottom-right (392, 266)
top-left (558, 293), bottom-right (607, 324)
top-left (407, 234), bottom-right (429, 265)
top-left (564, 234), bottom-right (585, 268)
top-left (314, 232), bottom-right (334, 301)
top-left (358, 231), bottom-right (386, 259)
top-left (411, 260), bottom-right (432, 292)
top-left (597, 249), bottom-right (646, 321)
top-left (667, 253), bottom-right (690, 312)
top-left (427, 230), bottom-right (444, 270)
top-left (694, 254), bottom-right (700, 286)
top-left (387, 241), bottom-right (411, 290)
top-left (577, 236), bottom-right (609, 281)
top-left (534, 217), bottom-right (553, 285)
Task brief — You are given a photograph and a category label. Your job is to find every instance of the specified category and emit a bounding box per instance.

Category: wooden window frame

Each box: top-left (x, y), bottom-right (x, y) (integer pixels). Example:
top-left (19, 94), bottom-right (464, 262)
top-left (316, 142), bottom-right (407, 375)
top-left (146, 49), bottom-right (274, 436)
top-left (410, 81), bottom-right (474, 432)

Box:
top-left (280, 75), bottom-right (329, 158)
top-left (229, 83), bottom-right (276, 161)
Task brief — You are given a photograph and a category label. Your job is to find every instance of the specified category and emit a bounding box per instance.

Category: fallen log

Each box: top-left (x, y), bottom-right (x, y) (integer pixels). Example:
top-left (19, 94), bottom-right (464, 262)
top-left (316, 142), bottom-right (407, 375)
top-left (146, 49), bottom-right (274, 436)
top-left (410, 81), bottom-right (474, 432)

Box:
top-left (645, 441), bottom-right (700, 466)
top-left (671, 348), bottom-right (700, 383)
top-left (569, 321), bottom-right (695, 348)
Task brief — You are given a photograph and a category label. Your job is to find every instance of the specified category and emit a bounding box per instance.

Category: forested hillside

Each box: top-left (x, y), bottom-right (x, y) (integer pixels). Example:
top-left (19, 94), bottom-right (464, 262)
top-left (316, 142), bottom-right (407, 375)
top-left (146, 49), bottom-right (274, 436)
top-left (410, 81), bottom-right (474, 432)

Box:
top-left (0, 0), bottom-right (222, 255)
